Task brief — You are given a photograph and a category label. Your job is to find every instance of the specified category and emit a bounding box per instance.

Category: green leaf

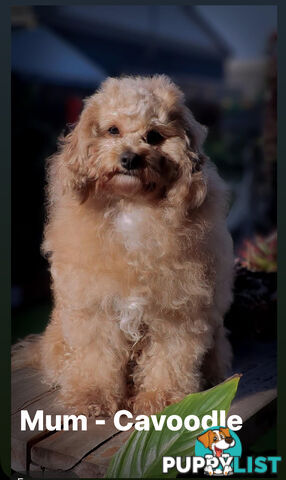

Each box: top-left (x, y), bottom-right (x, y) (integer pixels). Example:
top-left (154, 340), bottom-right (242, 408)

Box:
top-left (106, 375), bottom-right (241, 478)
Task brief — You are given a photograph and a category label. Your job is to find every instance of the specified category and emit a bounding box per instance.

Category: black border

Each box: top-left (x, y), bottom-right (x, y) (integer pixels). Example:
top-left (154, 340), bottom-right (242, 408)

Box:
top-left (3, 2), bottom-right (285, 479)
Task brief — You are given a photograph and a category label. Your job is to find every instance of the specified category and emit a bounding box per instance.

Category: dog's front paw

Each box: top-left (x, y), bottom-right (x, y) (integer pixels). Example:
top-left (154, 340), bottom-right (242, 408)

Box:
top-left (128, 390), bottom-right (183, 415)
top-left (204, 465), bottom-right (214, 475)
top-left (223, 465), bottom-right (233, 475)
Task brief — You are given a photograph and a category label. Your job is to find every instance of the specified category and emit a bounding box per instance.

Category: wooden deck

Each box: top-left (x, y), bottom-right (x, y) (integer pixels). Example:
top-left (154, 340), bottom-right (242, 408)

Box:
top-left (11, 340), bottom-right (277, 478)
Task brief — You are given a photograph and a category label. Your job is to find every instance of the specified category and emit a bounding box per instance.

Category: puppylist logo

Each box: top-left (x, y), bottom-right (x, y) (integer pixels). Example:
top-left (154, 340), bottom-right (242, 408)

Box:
top-left (195, 426), bottom-right (241, 475)
top-left (163, 422), bottom-right (281, 476)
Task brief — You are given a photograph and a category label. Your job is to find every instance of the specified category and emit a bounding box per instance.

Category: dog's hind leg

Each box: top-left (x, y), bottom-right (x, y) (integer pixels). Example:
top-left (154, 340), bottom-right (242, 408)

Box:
top-left (201, 324), bottom-right (232, 388)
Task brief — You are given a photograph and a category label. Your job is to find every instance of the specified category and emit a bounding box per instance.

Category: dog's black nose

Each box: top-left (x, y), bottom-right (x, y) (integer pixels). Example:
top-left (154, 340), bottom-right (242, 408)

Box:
top-left (120, 151), bottom-right (144, 170)
top-left (225, 437), bottom-right (234, 445)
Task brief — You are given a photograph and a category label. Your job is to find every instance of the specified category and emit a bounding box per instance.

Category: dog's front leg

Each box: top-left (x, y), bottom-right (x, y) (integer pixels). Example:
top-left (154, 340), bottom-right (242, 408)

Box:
top-left (129, 322), bottom-right (208, 415)
top-left (41, 307), bottom-right (129, 416)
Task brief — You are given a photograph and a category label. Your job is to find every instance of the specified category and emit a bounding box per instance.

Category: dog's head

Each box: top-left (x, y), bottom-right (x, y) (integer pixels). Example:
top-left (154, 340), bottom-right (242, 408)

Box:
top-left (58, 75), bottom-right (208, 208)
top-left (198, 428), bottom-right (236, 457)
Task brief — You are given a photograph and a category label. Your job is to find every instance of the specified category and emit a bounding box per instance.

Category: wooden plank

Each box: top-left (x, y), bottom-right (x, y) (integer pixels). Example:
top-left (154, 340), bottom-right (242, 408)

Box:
top-left (11, 368), bottom-right (63, 473)
top-left (73, 430), bottom-right (133, 479)
top-left (29, 398), bottom-right (276, 479)
top-left (12, 341), bottom-right (277, 477)
top-left (12, 368), bottom-right (57, 414)
top-left (12, 390), bottom-right (64, 473)
top-left (30, 418), bottom-right (119, 471)
top-left (228, 387), bottom-right (277, 422)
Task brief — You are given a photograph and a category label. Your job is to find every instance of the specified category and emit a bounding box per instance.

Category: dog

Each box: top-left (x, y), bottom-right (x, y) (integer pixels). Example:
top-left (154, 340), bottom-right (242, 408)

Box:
top-left (12, 75), bottom-right (234, 416)
top-left (198, 427), bottom-right (236, 475)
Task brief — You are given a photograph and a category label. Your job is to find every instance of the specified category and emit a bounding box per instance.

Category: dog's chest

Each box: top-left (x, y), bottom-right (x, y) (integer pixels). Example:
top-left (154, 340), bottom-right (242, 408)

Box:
top-left (113, 207), bottom-right (152, 251)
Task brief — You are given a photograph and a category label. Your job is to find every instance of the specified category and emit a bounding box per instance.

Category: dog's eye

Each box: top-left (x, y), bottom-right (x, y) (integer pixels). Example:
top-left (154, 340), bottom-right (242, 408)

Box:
top-left (146, 130), bottom-right (164, 145)
top-left (213, 436), bottom-right (217, 441)
top-left (221, 435), bottom-right (224, 439)
top-left (108, 126), bottom-right (120, 135)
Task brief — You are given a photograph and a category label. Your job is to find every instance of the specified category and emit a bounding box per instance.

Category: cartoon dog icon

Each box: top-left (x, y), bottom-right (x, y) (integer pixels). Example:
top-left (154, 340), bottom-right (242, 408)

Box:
top-left (198, 427), bottom-right (236, 476)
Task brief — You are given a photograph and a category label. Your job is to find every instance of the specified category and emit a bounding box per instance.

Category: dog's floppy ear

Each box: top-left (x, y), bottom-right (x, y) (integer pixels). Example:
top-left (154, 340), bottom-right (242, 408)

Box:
top-left (167, 110), bottom-right (208, 211)
top-left (166, 151), bottom-right (207, 212)
top-left (183, 106), bottom-right (208, 174)
top-left (57, 126), bottom-right (89, 202)
top-left (56, 99), bottom-right (98, 202)
top-left (198, 430), bottom-right (212, 448)
top-left (220, 427), bottom-right (231, 437)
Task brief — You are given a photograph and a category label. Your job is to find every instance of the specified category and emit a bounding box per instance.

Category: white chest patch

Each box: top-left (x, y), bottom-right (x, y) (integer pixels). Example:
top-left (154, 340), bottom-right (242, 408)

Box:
top-left (114, 207), bottom-right (147, 250)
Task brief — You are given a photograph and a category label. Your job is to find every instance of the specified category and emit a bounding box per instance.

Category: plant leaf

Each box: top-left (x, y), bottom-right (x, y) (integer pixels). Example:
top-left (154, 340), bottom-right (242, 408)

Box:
top-left (106, 374), bottom-right (240, 478)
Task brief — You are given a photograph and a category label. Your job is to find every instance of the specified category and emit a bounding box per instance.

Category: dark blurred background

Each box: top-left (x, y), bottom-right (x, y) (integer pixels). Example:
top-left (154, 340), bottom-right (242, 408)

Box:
top-left (11, 5), bottom-right (277, 341)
